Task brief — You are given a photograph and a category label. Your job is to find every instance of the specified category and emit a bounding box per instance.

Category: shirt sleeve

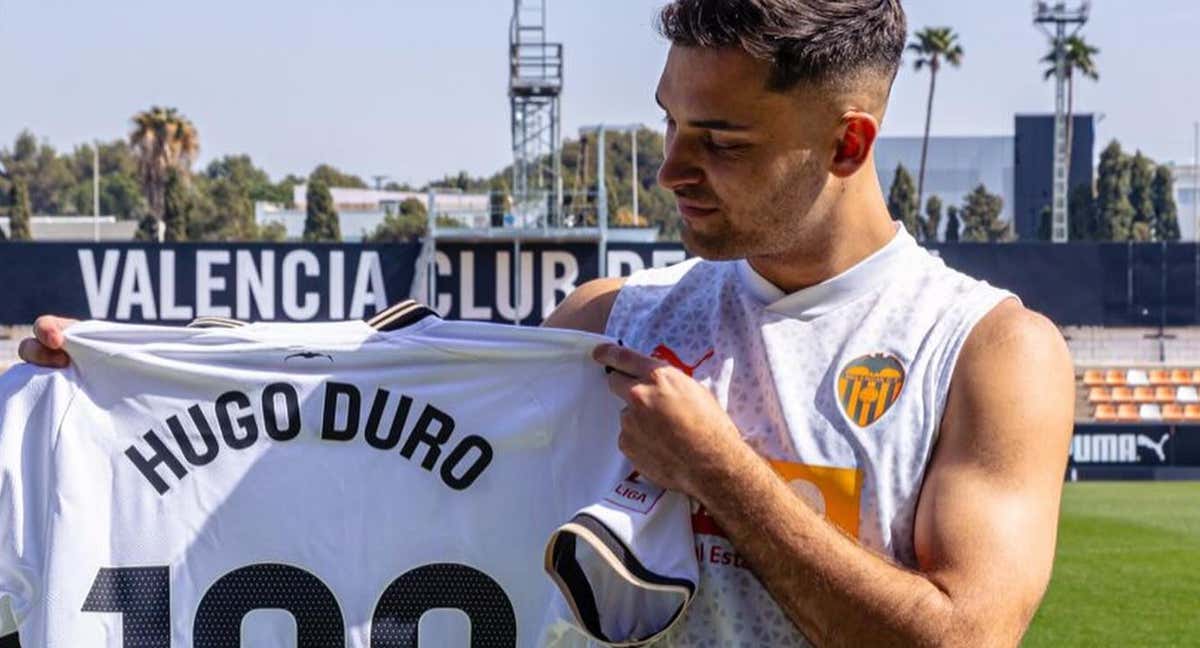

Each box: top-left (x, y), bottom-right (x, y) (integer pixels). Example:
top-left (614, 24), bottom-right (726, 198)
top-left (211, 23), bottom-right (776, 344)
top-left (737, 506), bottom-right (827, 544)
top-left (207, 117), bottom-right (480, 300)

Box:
top-left (544, 470), bottom-right (698, 646)
top-left (0, 364), bottom-right (77, 633)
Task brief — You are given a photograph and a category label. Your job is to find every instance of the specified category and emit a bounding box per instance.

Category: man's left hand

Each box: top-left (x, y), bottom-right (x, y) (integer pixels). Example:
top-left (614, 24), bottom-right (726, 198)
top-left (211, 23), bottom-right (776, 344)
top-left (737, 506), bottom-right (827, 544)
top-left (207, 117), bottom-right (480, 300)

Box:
top-left (592, 343), bottom-right (749, 495)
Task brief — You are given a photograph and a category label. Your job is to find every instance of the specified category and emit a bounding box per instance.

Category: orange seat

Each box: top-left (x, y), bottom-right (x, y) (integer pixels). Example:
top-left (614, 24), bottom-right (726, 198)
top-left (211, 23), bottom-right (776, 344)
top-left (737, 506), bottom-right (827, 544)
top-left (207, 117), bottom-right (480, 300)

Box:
top-left (1133, 386), bottom-right (1156, 403)
top-left (1191, 369), bottom-right (1200, 385)
top-left (1154, 386), bottom-right (1176, 402)
top-left (1093, 404), bottom-right (1118, 421)
top-left (1163, 403), bottom-right (1186, 420)
top-left (1116, 404), bottom-right (1140, 421)
top-left (1082, 369), bottom-right (1106, 386)
top-left (1185, 404), bottom-right (1200, 420)
top-left (1105, 370), bottom-right (1127, 385)
top-left (1149, 369), bottom-right (1172, 385)
top-left (1110, 386), bottom-right (1135, 402)
top-left (1087, 387), bottom-right (1111, 403)
top-left (1171, 369), bottom-right (1192, 385)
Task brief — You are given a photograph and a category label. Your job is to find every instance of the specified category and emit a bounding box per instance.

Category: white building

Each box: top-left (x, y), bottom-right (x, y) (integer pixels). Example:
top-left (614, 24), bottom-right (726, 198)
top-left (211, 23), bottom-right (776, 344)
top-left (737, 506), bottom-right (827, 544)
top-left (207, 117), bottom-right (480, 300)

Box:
top-left (1171, 164), bottom-right (1200, 241)
top-left (257, 186), bottom-right (492, 242)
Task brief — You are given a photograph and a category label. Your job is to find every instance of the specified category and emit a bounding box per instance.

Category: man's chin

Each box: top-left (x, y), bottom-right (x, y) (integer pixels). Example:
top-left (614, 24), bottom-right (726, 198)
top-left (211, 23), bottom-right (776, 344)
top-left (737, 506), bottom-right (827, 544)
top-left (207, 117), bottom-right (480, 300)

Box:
top-left (680, 224), bottom-right (745, 262)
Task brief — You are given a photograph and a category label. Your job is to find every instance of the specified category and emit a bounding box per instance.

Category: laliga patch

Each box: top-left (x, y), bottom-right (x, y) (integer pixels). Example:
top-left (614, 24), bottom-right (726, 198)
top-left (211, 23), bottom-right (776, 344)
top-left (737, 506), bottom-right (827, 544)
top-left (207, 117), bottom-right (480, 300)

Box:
top-left (603, 471), bottom-right (664, 515)
top-left (836, 353), bottom-right (906, 428)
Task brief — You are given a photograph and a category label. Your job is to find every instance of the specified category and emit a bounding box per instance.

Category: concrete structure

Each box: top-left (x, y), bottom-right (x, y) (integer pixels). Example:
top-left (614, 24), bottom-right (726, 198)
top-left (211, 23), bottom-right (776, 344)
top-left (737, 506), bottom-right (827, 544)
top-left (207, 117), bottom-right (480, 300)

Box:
top-left (875, 135), bottom-right (1015, 239)
top-left (1170, 163), bottom-right (1200, 241)
top-left (1013, 113), bottom-right (1096, 241)
top-left (0, 216), bottom-right (137, 241)
top-left (258, 186), bottom-right (494, 241)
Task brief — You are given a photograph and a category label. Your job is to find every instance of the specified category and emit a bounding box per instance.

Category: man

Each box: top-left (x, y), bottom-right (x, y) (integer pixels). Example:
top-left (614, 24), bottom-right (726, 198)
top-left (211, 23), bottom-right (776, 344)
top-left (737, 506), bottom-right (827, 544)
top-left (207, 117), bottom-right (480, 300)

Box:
top-left (21, 1), bottom-right (1074, 646)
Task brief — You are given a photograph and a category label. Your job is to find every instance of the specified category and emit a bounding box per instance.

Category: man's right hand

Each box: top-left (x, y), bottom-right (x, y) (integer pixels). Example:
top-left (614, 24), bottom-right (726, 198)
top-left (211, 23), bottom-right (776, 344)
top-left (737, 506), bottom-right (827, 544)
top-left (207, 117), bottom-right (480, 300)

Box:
top-left (16, 316), bottom-right (77, 368)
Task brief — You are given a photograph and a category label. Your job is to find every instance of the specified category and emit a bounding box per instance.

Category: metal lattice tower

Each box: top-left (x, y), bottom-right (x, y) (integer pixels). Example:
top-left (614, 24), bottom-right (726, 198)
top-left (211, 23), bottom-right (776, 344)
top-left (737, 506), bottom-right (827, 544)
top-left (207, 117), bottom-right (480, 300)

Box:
top-left (1035, 1), bottom-right (1090, 243)
top-left (509, 0), bottom-right (563, 227)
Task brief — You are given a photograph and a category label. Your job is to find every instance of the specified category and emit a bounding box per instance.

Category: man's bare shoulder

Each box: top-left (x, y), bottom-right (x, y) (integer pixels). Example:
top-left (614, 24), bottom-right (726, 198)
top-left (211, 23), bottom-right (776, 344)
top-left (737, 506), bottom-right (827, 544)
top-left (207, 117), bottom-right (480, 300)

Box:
top-left (960, 299), bottom-right (1071, 382)
top-left (542, 277), bottom-right (626, 334)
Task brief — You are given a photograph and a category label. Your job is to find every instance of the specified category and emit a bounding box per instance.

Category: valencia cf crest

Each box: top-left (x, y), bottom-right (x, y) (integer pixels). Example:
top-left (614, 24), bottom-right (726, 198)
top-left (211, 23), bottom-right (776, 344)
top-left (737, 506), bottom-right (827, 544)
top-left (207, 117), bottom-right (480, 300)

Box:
top-left (837, 353), bottom-right (906, 428)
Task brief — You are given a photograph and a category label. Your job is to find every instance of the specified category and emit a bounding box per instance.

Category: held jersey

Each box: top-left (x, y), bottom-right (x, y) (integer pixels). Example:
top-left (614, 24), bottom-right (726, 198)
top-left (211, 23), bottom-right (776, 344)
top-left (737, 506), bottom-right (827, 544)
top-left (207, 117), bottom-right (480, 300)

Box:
top-left (601, 226), bottom-right (1014, 646)
top-left (0, 304), bottom-right (698, 647)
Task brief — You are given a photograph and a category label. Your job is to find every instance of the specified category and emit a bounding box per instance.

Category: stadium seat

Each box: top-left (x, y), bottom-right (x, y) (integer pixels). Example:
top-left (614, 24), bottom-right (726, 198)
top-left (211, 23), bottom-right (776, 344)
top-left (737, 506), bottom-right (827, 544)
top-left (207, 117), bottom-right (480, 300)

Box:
top-left (1191, 369), bottom-right (1200, 385)
top-left (1116, 404), bottom-right (1141, 421)
top-left (1105, 370), bottom-right (1126, 385)
top-left (1139, 404), bottom-right (1163, 420)
top-left (1126, 369), bottom-right (1150, 386)
top-left (1087, 387), bottom-right (1111, 403)
top-left (1149, 369), bottom-right (1172, 385)
top-left (1163, 403), bottom-right (1186, 420)
top-left (1093, 404), bottom-right (1118, 421)
top-left (1171, 368), bottom-right (1192, 385)
top-left (1083, 369), bottom-right (1106, 386)
top-left (1110, 386), bottom-right (1135, 402)
top-left (1154, 386), bottom-right (1176, 402)
top-left (1185, 404), bottom-right (1200, 421)
top-left (1132, 386), bottom-right (1156, 403)
top-left (1178, 386), bottom-right (1200, 403)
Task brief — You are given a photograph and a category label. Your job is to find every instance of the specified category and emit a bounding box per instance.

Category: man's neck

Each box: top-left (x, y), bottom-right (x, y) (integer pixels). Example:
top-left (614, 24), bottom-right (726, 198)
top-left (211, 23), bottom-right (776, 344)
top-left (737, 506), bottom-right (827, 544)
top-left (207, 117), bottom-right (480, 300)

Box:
top-left (746, 180), bottom-right (897, 295)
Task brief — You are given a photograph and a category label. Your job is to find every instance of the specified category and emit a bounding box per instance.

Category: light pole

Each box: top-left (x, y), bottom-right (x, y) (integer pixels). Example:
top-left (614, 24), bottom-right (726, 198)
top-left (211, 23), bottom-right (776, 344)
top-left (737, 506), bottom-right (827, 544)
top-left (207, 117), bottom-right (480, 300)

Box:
top-left (578, 124), bottom-right (644, 278)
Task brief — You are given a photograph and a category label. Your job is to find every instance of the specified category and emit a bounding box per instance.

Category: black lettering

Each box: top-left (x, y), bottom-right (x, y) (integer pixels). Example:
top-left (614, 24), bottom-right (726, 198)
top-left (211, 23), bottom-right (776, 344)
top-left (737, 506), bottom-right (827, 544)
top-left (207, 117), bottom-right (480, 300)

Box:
top-left (322, 382), bottom-right (360, 442)
top-left (366, 390), bottom-right (412, 451)
top-left (262, 383), bottom-right (302, 441)
top-left (126, 431), bottom-right (188, 495)
top-left (400, 405), bottom-right (454, 470)
top-left (440, 436), bottom-right (493, 490)
top-left (370, 563), bottom-right (515, 647)
top-left (194, 563), bottom-right (344, 647)
top-left (215, 391), bottom-right (258, 450)
top-left (164, 406), bottom-right (219, 467)
top-left (82, 567), bottom-right (170, 648)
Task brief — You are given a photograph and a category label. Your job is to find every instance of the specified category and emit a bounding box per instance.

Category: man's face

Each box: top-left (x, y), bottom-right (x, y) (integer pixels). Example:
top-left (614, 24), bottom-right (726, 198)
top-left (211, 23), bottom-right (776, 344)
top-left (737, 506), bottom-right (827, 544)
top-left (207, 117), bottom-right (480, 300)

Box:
top-left (655, 46), bottom-right (841, 260)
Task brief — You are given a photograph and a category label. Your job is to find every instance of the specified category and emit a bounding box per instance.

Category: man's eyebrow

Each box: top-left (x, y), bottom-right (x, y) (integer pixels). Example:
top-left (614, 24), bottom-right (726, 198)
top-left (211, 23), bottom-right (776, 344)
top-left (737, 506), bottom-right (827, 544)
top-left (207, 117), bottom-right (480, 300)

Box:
top-left (654, 92), bottom-right (751, 132)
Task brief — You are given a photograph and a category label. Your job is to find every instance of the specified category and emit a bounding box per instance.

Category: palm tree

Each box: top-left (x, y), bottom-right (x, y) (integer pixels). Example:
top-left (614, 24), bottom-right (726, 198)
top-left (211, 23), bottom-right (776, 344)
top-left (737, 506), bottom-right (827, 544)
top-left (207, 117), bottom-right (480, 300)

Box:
top-left (1041, 36), bottom-right (1099, 185)
top-left (908, 27), bottom-right (964, 212)
top-left (129, 107), bottom-right (199, 237)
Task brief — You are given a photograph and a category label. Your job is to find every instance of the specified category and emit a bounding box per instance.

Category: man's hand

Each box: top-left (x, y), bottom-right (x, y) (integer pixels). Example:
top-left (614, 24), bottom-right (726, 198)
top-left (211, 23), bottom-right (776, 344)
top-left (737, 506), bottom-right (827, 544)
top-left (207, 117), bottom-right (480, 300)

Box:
top-left (16, 316), bottom-right (76, 368)
top-left (593, 343), bottom-right (751, 495)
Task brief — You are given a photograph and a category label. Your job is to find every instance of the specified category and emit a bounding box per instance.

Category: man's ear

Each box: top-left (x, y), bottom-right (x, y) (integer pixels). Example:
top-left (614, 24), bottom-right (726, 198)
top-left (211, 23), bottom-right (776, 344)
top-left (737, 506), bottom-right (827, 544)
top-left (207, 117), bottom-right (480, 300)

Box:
top-left (831, 112), bottom-right (879, 178)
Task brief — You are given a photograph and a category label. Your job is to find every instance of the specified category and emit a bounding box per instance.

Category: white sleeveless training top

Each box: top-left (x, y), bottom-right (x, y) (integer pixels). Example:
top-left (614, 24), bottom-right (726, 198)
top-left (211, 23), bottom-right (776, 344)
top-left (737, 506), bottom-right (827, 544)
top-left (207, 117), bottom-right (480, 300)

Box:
top-left (604, 226), bottom-right (1015, 647)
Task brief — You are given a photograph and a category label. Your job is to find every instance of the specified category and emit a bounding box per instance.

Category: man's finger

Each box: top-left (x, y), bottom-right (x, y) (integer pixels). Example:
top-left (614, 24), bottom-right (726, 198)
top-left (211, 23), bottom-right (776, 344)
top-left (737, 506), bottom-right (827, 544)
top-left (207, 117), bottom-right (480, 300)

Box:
top-left (604, 367), bottom-right (642, 403)
top-left (593, 343), bottom-right (664, 379)
top-left (33, 315), bottom-right (74, 350)
top-left (17, 338), bottom-right (70, 368)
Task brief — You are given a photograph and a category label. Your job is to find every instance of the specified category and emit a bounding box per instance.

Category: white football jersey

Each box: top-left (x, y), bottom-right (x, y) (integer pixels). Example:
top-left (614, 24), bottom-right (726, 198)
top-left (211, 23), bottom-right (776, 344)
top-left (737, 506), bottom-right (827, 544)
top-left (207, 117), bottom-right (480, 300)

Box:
top-left (0, 303), bottom-right (697, 647)
top-left (603, 226), bottom-right (1014, 646)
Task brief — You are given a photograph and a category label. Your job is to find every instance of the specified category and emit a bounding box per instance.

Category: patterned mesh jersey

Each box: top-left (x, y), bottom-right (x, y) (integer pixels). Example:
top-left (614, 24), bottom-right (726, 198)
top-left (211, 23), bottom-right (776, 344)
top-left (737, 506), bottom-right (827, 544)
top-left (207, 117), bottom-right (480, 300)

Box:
top-left (604, 226), bottom-right (1015, 647)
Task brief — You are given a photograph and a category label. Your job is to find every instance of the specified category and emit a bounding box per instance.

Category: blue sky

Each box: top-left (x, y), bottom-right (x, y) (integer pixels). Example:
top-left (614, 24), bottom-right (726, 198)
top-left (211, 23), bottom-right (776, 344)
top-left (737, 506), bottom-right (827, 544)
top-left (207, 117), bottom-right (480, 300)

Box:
top-left (1, 0), bottom-right (1197, 185)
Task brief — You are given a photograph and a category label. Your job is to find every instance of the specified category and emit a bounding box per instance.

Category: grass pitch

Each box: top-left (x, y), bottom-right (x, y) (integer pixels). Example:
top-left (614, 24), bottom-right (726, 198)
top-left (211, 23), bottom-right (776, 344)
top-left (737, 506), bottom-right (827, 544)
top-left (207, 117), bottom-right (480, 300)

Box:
top-left (1024, 481), bottom-right (1200, 646)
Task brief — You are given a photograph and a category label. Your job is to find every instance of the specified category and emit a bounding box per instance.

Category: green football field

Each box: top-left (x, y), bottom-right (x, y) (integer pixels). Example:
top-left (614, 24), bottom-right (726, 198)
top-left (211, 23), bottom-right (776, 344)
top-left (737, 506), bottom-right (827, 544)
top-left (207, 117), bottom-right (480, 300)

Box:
top-left (1024, 481), bottom-right (1200, 646)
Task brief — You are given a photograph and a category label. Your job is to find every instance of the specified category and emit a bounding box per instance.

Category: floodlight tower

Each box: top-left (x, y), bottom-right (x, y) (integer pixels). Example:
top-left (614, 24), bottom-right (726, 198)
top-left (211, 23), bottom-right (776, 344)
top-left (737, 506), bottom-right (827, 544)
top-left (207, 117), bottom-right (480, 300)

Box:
top-left (509, 0), bottom-right (564, 227)
top-left (1034, 1), bottom-right (1090, 243)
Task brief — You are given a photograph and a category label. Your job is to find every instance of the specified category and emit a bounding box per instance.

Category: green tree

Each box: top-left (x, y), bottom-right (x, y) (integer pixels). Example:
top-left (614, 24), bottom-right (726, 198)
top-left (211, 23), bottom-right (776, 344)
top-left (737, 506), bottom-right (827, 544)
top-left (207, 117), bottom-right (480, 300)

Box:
top-left (908, 27), bottom-right (964, 210)
top-left (0, 130), bottom-right (76, 214)
top-left (1128, 151), bottom-right (1156, 240)
top-left (959, 184), bottom-right (1011, 242)
top-left (309, 164), bottom-right (367, 189)
top-left (923, 195), bottom-right (943, 242)
top-left (162, 168), bottom-right (190, 241)
top-left (303, 180), bottom-right (340, 242)
top-left (1096, 140), bottom-right (1134, 241)
top-left (130, 107), bottom-right (200, 230)
top-left (1153, 165), bottom-right (1181, 242)
top-left (134, 215), bottom-right (161, 241)
top-left (944, 206), bottom-right (960, 243)
top-left (8, 179), bottom-right (32, 240)
top-left (1069, 183), bottom-right (1098, 241)
top-left (887, 164), bottom-right (920, 237)
top-left (366, 198), bottom-right (429, 243)
top-left (1042, 35), bottom-right (1099, 182)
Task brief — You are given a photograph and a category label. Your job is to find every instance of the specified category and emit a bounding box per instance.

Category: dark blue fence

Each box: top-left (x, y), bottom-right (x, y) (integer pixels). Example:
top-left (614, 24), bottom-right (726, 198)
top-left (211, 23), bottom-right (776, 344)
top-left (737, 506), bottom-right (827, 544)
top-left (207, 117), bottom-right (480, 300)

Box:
top-left (0, 241), bottom-right (1197, 327)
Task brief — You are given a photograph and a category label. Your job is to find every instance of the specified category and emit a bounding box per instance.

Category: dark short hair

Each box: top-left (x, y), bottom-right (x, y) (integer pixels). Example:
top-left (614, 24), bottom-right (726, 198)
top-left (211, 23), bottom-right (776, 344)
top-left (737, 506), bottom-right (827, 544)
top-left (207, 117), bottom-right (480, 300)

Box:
top-left (657, 0), bottom-right (907, 91)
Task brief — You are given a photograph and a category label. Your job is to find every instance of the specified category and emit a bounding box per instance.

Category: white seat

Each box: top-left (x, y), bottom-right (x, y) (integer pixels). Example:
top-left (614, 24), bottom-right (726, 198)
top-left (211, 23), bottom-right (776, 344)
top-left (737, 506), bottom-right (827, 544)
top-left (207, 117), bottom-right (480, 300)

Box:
top-left (1177, 386), bottom-right (1199, 403)
top-left (1139, 404), bottom-right (1162, 420)
top-left (1125, 369), bottom-right (1150, 386)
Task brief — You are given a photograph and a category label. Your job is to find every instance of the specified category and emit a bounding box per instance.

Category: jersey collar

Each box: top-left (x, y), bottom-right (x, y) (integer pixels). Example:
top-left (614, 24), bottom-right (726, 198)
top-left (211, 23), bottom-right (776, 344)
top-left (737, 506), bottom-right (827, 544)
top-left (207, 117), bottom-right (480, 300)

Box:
top-left (736, 223), bottom-right (914, 320)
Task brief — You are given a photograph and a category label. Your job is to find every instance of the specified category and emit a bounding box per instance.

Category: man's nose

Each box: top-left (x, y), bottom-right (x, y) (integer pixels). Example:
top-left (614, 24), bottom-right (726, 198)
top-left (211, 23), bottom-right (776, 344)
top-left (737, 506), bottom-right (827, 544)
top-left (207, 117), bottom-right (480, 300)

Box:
top-left (657, 136), bottom-right (704, 192)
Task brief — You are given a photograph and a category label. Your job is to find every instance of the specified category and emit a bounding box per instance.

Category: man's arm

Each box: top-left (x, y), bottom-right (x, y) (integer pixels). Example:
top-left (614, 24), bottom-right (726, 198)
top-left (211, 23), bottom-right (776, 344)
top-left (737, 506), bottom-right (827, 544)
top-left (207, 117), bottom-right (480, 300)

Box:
top-left (598, 299), bottom-right (1074, 646)
top-left (541, 278), bottom-right (624, 334)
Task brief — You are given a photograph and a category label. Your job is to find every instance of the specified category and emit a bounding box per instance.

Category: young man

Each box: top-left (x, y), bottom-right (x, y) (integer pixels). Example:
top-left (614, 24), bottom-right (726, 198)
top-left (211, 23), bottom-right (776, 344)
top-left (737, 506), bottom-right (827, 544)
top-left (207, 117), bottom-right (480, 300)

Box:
top-left (21, 1), bottom-right (1073, 645)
